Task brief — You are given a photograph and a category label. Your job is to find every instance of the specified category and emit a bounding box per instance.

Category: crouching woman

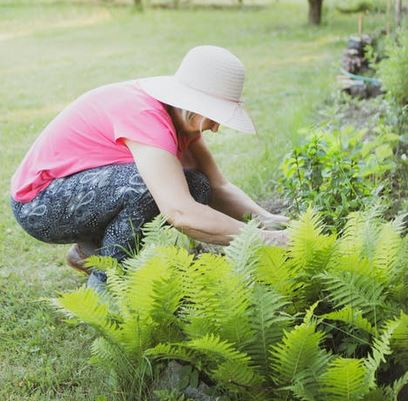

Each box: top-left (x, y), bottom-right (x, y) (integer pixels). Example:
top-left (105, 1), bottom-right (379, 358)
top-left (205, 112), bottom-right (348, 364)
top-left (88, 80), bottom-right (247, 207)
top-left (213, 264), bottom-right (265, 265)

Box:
top-left (10, 45), bottom-right (289, 286)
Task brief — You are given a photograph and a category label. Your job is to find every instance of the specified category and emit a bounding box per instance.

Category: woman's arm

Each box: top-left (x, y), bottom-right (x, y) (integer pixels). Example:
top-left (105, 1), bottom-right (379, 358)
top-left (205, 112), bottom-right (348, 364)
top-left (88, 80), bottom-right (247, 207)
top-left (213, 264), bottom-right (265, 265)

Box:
top-left (125, 140), bottom-right (288, 246)
top-left (188, 137), bottom-right (289, 229)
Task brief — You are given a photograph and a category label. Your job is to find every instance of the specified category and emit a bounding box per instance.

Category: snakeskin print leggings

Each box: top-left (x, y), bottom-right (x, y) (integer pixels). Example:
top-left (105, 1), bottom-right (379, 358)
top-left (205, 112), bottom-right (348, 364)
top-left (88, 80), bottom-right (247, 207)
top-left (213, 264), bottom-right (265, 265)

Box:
top-left (11, 163), bottom-right (211, 261)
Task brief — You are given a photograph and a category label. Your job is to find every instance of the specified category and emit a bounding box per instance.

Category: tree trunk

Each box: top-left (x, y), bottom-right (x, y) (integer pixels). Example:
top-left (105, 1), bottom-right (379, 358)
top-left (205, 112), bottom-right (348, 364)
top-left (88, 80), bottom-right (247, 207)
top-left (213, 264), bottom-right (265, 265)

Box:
top-left (308, 0), bottom-right (323, 25)
top-left (134, 0), bottom-right (143, 9)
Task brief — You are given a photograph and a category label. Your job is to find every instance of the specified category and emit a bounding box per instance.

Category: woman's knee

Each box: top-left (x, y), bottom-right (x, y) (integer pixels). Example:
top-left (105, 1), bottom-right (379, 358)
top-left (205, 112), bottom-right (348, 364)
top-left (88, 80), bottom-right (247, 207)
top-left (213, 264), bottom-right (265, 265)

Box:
top-left (184, 169), bottom-right (212, 205)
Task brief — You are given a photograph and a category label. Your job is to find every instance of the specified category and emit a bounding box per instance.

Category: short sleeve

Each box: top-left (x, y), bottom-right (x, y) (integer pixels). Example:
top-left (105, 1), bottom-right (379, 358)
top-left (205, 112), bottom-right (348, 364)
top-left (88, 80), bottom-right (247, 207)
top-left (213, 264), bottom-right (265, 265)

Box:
top-left (112, 108), bottom-right (178, 156)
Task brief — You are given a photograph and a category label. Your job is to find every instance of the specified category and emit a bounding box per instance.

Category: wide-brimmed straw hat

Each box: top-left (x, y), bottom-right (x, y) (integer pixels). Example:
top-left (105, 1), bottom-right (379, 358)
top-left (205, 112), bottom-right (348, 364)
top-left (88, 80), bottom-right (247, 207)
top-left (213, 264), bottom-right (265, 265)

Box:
top-left (139, 45), bottom-right (256, 134)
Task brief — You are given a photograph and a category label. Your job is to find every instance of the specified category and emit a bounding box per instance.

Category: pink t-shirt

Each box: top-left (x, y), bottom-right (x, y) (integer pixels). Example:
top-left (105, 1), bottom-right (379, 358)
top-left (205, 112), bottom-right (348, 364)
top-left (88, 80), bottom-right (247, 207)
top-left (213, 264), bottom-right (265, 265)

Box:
top-left (11, 80), bottom-right (199, 203)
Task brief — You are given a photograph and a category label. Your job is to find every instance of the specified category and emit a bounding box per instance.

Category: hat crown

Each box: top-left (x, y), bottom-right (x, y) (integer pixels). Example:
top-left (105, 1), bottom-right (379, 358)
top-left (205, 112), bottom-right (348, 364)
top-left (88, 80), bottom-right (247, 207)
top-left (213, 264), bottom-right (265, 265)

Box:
top-left (175, 45), bottom-right (245, 102)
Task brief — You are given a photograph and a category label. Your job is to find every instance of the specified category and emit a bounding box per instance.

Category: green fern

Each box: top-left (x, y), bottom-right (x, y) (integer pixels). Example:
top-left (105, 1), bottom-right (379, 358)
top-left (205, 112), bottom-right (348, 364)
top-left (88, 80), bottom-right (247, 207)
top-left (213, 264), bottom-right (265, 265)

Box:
top-left (186, 334), bottom-right (262, 389)
top-left (53, 287), bottom-right (121, 342)
top-left (320, 357), bottom-right (369, 401)
top-left (288, 208), bottom-right (334, 273)
top-left (90, 337), bottom-right (123, 367)
top-left (142, 214), bottom-right (190, 250)
top-left (320, 305), bottom-right (376, 335)
top-left (362, 388), bottom-right (392, 401)
top-left (255, 246), bottom-right (299, 298)
top-left (182, 253), bottom-right (253, 347)
top-left (270, 322), bottom-right (331, 389)
top-left (224, 219), bottom-right (263, 282)
top-left (338, 210), bottom-right (382, 261)
top-left (319, 269), bottom-right (387, 324)
top-left (372, 222), bottom-right (403, 284)
top-left (149, 249), bottom-right (193, 343)
top-left (118, 248), bottom-right (186, 354)
top-left (84, 255), bottom-right (122, 273)
top-left (124, 215), bottom-right (190, 271)
top-left (391, 311), bottom-right (408, 367)
top-left (145, 343), bottom-right (196, 365)
top-left (245, 284), bottom-right (292, 377)
top-left (54, 210), bottom-right (408, 401)
top-left (365, 319), bottom-right (399, 389)
top-left (389, 370), bottom-right (408, 401)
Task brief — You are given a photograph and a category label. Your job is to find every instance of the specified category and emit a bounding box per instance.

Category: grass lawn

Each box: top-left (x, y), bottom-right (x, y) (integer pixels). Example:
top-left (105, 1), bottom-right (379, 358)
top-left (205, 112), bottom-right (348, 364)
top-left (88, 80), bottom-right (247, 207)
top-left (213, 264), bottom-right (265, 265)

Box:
top-left (0, 1), bottom-right (390, 399)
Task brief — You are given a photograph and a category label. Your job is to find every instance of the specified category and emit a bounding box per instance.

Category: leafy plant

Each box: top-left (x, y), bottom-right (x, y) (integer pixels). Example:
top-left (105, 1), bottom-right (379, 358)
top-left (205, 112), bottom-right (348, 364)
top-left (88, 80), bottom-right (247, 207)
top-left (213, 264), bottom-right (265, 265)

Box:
top-left (377, 31), bottom-right (408, 106)
top-left (54, 212), bottom-right (408, 401)
top-left (279, 125), bottom-right (400, 232)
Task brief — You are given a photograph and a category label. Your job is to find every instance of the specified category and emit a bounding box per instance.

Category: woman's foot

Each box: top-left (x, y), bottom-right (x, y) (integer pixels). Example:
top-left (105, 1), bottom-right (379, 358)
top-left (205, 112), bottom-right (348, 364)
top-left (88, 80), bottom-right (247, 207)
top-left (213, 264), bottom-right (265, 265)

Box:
top-left (66, 243), bottom-right (97, 274)
top-left (87, 269), bottom-right (108, 293)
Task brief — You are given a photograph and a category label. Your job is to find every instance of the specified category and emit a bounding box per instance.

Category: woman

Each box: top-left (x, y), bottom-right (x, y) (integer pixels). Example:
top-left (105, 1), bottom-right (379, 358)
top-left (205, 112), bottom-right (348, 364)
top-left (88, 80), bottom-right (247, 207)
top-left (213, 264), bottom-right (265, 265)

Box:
top-left (10, 45), bottom-right (289, 285)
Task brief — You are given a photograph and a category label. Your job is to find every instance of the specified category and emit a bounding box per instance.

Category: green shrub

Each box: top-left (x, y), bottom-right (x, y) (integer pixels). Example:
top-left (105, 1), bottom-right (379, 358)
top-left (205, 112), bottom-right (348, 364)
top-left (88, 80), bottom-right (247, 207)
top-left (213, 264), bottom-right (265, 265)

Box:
top-left (54, 212), bottom-right (408, 401)
top-left (336, 0), bottom-right (387, 14)
top-left (377, 31), bottom-right (408, 106)
top-left (279, 125), bottom-right (400, 232)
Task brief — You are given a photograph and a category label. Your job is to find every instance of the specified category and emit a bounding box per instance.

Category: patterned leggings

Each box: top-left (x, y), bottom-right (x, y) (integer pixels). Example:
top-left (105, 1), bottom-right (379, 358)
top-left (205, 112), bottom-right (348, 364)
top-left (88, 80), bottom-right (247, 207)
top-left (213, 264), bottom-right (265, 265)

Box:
top-left (11, 163), bottom-right (211, 261)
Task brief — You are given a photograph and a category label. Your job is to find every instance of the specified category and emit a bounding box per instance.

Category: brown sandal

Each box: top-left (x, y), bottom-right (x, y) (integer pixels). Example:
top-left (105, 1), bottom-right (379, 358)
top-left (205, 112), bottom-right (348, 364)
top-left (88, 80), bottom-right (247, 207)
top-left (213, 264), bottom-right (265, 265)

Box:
top-left (66, 243), bottom-right (95, 275)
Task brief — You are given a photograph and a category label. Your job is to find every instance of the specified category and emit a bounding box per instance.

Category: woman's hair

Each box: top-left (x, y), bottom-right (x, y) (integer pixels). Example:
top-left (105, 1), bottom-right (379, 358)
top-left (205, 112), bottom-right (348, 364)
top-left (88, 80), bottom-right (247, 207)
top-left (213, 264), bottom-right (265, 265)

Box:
top-left (180, 109), bottom-right (206, 134)
top-left (180, 109), bottom-right (196, 122)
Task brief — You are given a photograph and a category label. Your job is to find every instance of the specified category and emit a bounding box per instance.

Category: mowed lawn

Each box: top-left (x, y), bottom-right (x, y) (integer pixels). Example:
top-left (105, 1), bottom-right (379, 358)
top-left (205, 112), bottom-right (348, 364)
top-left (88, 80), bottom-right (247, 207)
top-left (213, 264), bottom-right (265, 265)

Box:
top-left (0, 2), bottom-right (389, 400)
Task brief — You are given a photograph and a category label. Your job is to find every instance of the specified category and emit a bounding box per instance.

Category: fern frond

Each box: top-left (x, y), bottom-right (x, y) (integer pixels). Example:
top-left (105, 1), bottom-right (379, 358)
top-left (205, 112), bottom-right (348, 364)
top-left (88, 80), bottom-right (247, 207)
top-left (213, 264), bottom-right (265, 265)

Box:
top-left (320, 357), bottom-right (369, 401)
top-left (150, 275), bottom-right (185, 343)
top-left (320, 305), bottom-right (376, 335)
top-left (224, 220), bottom-right (263, 283)
top-left (141, 214), bottom-right (169, 245)
top-left (389, 237), bottom-right (408, 304)
top-left (90, 337), bottom-right (127, 369)
top-left (391, 311), bottom-right (408, 366)
top-left (389, 370), bottom-right (408, 401)
top-left (123, 244), bottom-right (161, 271)
top-left (186, 334), bottom-right (261, 389)
top-left (212, 358), bottom-right (263, 389)
top-left (123, 217), bottom-right (191, 271)
top-left (339, 211), bottom-right (381, 261)
top-left (119, 249), bottom-right (176, 354)
top-left (54, 287), bottom-right (120, 341)
top-left (286, 381), bottom-right (318, 401)
top-left (270, 322), bottom-right (331, 387)
top-left (364, 319), bottom-right (399, 389)
top-left (391, 213), bottom-right (408, 235)
top-left (361, 388), bottom-right (391, 401)
top-left (182, 253), bottom-right (253, 347)
top-left (255, 246), bottom-right (298, 297)
top-left (288, 208), bottom-right (335, 275)
top-left (106, 266), bottom-right (127, 304)
top-left (372, 222), bottom-right (403, 283)
top-left (187, 334), bottom-right (250, 364)
top-left (144, 343), bottom-right (196, 364)
top-left (303, 301), bottom-right (320, 325)
top-left (142, 214), bottom-right (190, 250)
top-left (319, 270), bottom-right (387, 323)
top-left (245, 284), bottom-right (292, 377)
top-left (84, 255), bottom-right (122, 273)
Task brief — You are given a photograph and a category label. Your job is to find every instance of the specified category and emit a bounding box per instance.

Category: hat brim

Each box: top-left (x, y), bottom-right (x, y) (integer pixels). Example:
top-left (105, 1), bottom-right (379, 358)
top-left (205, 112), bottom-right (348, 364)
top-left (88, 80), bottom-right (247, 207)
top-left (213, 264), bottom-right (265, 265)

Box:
top-left (139, 76), bottom-right (256, 134)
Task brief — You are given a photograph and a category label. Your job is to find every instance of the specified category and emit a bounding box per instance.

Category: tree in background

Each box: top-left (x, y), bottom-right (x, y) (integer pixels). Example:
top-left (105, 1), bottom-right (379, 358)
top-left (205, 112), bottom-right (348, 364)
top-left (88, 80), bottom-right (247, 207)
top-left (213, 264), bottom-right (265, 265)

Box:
top-left (308, 0), bottom-right (323, 25)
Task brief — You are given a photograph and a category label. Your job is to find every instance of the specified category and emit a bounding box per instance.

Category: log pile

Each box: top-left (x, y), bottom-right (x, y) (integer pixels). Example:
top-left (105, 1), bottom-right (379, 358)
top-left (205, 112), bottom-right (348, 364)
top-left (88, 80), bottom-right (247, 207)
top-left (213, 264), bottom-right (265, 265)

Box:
top-left (342, 35), bottom-right (372, 74)
top-left (337, 34), bottom-right (382, 99)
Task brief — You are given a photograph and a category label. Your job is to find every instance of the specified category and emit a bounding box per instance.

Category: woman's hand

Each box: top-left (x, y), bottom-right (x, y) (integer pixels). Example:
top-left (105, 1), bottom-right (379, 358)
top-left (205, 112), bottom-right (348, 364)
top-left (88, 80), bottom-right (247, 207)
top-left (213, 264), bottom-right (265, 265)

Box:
top-left (260, 229), bottom-right (290, 248)
top-left (255, 213), bottom-right (290, 230)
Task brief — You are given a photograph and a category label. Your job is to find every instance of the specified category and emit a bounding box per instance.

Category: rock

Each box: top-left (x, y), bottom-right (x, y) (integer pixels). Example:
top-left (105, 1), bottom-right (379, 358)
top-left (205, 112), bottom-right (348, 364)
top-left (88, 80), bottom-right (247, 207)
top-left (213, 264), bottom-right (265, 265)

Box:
top-left (152, 361), bottom-right (220, 401)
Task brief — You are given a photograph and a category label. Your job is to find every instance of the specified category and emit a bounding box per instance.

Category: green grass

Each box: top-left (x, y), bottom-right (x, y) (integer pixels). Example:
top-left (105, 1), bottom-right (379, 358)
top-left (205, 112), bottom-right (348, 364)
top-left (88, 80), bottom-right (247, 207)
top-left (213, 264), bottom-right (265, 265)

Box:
top-left (0, 1), bottom-right (390, 399)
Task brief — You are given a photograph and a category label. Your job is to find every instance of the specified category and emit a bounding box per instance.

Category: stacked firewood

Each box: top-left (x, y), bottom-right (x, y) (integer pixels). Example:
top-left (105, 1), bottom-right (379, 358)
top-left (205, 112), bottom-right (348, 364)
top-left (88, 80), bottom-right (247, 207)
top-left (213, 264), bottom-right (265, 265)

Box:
top-left (337, 34), bottom-right (382, 98)
top-left (342, 34), bottom-right (372, 74)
